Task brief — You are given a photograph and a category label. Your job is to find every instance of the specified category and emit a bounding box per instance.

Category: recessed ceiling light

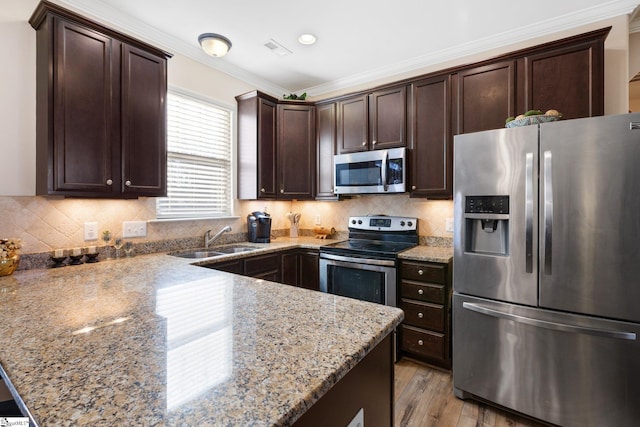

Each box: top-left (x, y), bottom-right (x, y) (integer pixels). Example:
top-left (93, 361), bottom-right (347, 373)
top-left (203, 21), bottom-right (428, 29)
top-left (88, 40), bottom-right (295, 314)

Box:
top-left (298, 34), bottom-right (317, 45)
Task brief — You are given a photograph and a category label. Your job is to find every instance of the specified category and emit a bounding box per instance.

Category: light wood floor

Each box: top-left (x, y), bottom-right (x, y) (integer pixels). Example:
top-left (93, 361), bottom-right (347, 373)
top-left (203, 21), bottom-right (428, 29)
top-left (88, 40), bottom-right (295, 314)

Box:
top-left (394, 359), bottom-right (549, 427)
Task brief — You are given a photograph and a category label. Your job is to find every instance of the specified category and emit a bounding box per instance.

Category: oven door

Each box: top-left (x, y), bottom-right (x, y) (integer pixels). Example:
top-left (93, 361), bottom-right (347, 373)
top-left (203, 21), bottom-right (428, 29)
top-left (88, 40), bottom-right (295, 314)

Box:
top-left (319, 253), bottom-right (397, 306)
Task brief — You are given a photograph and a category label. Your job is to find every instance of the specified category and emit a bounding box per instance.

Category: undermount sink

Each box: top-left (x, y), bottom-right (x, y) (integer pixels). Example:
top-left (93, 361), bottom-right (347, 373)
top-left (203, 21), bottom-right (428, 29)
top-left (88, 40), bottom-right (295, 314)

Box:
top-left (214, 245), bottom-right (258, 254)
top-left (169, 245), bottom-right (259, 259)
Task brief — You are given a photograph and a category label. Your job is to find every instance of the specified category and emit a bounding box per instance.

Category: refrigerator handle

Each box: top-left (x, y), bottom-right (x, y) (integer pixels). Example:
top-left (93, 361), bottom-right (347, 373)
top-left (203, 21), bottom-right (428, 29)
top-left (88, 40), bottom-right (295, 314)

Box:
top-left (525, 153), bottom-right (534, 273)
top-left (542, 151), bottom-right (553, 275)
top-left (462, 302), bottom-right (637, 341)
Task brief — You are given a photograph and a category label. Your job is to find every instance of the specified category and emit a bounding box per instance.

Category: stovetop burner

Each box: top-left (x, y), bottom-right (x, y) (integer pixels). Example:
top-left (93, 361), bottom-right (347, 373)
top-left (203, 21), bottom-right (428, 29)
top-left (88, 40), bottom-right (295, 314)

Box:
top-left (320, 215), bottom-right (419, 260)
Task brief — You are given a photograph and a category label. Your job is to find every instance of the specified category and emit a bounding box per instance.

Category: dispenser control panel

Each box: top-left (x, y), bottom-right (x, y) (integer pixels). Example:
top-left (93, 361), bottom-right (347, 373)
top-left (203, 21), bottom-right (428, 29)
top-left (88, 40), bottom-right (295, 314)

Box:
top-left (465, 196), bottom-right (509, 214)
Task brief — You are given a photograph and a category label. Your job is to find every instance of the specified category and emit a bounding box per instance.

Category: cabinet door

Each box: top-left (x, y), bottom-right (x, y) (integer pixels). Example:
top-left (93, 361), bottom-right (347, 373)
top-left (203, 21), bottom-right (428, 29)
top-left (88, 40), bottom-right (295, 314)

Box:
top-left (369, 86), bottom-right (406, 150)
top-left (337, 95), bottom-right (368, 153)
top-left (278, 104), bottom-right (315, 200)
top-left (409, 75), bottom-right (452, 198)
top-left (121, 44), bottom-right (167, 197)
top-left (236, 93), bottom-right (277, 200)
top-left (281, 251), bottom-right (298, 286)
top-left (457, 60), bottom-right (516, 134)
top-left (524, 40), bottom-right (604, 120)
top-left (258, 97), bottom-right (278, 199)
top-left (298, 250), bottom-right (319, 291)
top-left (48, 17), bottom-right (118, 196)
top-left (315, 103), bottom-right (338, 200)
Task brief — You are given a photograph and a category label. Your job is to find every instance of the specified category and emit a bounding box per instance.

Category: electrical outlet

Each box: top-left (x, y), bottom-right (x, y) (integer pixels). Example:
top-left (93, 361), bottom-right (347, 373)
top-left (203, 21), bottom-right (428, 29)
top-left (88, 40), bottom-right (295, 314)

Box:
top-left (84, 222), bottom-right (98, 241)
top-left (445, 217), bottom-right (454, 233)
top-left (315, 215), bottom-right (321, 225)
top-left (123, 221), bottom-right (147, 238)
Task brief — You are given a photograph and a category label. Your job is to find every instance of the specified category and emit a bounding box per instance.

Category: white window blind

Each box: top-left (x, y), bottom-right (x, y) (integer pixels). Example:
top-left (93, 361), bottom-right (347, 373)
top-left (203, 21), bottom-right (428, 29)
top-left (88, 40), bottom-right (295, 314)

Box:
top-left (157, 91), bottom-right (233, 218)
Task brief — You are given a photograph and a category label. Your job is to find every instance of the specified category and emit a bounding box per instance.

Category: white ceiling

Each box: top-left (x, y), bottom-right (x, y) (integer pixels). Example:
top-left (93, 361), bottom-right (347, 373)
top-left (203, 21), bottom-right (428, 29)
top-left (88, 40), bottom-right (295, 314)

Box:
top-left (56, 0), bottom-right (640, 98)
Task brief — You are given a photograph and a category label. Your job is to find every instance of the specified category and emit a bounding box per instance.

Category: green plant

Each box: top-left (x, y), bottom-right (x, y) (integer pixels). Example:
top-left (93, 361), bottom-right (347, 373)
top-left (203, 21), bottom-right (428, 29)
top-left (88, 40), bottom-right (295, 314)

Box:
top-left (283, 92), bottom-right (307, 100)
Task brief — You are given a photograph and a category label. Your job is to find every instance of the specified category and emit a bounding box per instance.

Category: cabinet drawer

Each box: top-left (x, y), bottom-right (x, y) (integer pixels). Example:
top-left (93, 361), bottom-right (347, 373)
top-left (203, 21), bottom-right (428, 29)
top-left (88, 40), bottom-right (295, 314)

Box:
top-left (401, 325), bottom-right (445, 360)
top-left (244, 253), bottom-right (280, 276)
top-left (401, 300), bottom-right (444, 332)
top-left (401, 262), bottom-right (445, 284)
top-left (401, 280), bottom-right (444, 304)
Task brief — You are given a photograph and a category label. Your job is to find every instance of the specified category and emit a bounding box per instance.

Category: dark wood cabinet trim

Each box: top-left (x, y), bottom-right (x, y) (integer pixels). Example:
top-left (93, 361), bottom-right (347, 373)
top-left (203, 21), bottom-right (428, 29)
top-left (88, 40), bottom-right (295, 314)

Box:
top-left (29, 1), bottom-right (171, 59)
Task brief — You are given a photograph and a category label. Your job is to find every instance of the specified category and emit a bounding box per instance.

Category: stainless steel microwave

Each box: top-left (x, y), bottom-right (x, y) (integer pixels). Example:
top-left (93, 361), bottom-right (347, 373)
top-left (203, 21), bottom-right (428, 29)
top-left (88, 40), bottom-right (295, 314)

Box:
top-left (333, 147), bottom-right (407, 195)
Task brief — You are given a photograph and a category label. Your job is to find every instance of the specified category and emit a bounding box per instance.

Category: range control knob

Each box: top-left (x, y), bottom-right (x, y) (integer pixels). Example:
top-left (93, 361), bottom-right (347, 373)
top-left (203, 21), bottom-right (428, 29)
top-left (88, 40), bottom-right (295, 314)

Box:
top-left (357, 220), bottom-right (363, 225)
top-left (407, 221), bottom-right (413, 227)
top-left (351, 219), bottom-right (356, 225)
top-left (400, 221), bottom-right (406, 226)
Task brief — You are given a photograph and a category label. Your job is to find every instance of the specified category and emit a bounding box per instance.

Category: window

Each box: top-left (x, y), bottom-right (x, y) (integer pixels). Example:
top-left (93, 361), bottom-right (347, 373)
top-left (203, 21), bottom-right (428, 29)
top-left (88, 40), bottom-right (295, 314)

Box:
top-left (157, 90), bottom-right (233, 219)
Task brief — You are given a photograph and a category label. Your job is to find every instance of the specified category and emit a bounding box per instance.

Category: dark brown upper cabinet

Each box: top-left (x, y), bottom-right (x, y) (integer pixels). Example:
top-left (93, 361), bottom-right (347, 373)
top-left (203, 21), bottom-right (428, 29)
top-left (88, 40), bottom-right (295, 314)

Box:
top-left (277, 103), bottom-right (316, 200)
top-left (523, 39), bottom-right (604, 120)
top-left (409, 75), bottom-right (453, 199)
top-left (236, 91), bottom-right (278, 200)
top-left (456, 60), bottom-right (516, 134)
top-left (337, 86), bottom-right (407, 154)
top-left (315, 102), bottom-right (338, 200)
top-left (30, 1), bottom-right (170, 198)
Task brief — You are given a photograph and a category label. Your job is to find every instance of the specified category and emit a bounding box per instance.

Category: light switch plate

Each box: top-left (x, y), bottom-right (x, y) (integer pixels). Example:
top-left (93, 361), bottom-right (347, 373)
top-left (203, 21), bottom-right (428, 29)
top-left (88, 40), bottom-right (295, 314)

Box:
top-left (123, 221), bottom-right (147, 238)
top-left (84, 222), bottom-right (98, 241)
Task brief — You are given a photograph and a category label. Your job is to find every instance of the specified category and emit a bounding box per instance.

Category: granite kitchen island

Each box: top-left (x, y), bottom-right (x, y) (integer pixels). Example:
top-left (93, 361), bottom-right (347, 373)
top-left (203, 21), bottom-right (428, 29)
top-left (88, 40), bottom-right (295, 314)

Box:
top-left (0, 252), bottom-right (402, 426)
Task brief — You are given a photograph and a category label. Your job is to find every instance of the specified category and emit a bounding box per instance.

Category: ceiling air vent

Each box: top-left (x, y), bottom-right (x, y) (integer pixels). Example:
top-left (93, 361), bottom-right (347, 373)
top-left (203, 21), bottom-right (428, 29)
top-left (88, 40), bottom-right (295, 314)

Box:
top-left (264, 38), bottom-right (292, 56)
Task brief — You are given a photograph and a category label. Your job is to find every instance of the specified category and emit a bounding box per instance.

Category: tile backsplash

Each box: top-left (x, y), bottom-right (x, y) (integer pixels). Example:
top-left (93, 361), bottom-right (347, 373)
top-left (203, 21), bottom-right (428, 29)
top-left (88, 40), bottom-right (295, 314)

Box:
top-left (0, 194), bottom-right (453, 256)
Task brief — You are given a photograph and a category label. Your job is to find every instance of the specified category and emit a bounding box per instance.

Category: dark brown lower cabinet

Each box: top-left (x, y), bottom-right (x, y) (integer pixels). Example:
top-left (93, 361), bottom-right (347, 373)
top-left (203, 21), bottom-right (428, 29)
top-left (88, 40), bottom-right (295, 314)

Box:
top-left (202, 249), bottom-right (319, 290)
top-left (292, 334), bottom-right (394, 427)
top-left (398, 259), bottom-right (452, 369)
top-left (281, 249), bottom-right (320, 291)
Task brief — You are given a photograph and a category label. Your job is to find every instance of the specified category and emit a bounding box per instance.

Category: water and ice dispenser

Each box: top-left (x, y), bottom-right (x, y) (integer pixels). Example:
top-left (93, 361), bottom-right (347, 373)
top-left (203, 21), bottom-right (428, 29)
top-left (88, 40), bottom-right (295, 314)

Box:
top-left (464, 196), bottom-right (509, 256)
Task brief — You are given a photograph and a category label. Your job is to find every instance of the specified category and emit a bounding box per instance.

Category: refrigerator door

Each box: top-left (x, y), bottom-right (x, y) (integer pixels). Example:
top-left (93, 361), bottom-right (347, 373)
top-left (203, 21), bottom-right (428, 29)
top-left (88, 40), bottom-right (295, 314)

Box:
top-left (453, 125), bottom-right (538, 306)
top-left (453, 293), bottom-right (640, 427)
top-left (539, 113), bottom-right (640, 323)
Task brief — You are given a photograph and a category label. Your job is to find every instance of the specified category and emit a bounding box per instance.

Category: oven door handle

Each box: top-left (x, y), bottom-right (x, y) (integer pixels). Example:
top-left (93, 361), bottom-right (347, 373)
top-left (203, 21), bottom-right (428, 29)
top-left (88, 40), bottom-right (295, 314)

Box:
top-left (320, 252), bottom-right (396, 267)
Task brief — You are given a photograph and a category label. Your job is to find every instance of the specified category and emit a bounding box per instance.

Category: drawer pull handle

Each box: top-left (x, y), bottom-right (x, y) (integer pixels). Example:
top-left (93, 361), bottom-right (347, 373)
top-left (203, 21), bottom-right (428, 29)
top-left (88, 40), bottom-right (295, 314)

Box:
top-left (418, 289), bottom-right (424, 295)
top-left (418, 340), bottom-right (424, 346)
top-left (418, 312), bottom-right (424, 319)
top-left (418, 269), bottom-right (424, 275)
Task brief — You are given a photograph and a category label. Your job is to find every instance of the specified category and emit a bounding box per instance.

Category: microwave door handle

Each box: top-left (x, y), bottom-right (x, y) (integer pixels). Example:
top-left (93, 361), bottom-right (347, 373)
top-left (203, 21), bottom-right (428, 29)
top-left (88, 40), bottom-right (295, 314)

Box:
top-left (382, 150), bottom-right (389, 191)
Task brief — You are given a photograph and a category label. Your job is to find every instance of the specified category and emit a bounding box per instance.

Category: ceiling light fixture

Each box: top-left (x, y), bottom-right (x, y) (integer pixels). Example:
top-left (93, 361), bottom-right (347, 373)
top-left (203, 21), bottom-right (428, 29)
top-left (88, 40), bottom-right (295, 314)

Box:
top-left (298, 34), bottom-right (317, 45)
top-left (198, 33), bottom-right (232, 57)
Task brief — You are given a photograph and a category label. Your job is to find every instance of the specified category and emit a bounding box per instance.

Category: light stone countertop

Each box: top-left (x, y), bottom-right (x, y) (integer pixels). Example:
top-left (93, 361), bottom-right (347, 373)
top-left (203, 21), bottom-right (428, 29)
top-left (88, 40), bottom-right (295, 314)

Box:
top-left (399, 245), bottom-right (453, 264)
top-left (0, 245), bottom-right (403, 427)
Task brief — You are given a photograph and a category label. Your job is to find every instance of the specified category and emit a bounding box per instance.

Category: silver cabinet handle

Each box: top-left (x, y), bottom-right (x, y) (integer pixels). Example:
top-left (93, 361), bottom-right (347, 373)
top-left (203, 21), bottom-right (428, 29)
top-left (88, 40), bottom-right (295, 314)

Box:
top-left (125, 180), bottom-right (131, 187)
top-left (411, 185), bottom-right (416, 190)
top-left (372, 140), bottom-right (377, 145)
top-left (418, 289), bottom-right (424, 295)
top-left (418, 269), bottom-right (424, 275)
top-left (418, 340), bottom-right (424, 346)
top-left (280, 189), bottom-right (284, 194)
top-left (417, 312), bottom-right (424, 319)
top-left (361, 141), bottom-right (366, 146)
top-left (542, 151), bottom-right (553, 275)
top-left (525, 152), bottom-right (534, 274)
top-left (106, 179), bottom-right (113, 185)
top-left (260, 188), bottom-right (265, 193)
top-left (462, 302), bottom-right (636, 341)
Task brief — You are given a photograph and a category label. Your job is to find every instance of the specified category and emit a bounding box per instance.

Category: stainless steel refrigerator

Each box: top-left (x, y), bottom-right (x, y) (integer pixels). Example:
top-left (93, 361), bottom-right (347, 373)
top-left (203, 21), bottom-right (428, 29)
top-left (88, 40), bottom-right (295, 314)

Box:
top-left (452, 113), bottom-right (640, 427)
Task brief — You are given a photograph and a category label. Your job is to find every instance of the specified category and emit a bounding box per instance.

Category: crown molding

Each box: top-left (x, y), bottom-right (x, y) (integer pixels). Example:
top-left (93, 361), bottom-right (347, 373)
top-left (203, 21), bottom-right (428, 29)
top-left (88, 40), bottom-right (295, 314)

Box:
top-left (304, 0), bottom-right (640, 96)
top-left (53, 0), bottom-right (638, 98)
top-left (52, 0), bottom-right (288, 97)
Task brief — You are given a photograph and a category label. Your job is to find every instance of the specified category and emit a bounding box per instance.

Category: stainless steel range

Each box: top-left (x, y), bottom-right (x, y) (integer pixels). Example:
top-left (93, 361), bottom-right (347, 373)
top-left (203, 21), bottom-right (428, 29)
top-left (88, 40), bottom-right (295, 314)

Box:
top-left (319, 215), bottom-right (418, 306)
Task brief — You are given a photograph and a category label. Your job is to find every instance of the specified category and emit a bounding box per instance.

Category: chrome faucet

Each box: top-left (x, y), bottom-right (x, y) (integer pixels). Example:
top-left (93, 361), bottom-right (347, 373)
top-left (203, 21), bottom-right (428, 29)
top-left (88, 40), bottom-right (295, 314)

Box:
top-left (204, 225), bottom-right (232, 248)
